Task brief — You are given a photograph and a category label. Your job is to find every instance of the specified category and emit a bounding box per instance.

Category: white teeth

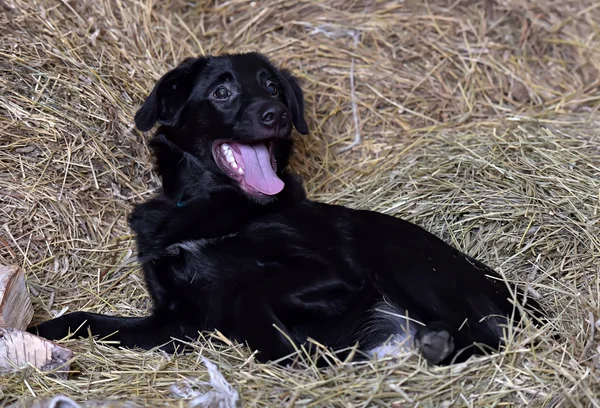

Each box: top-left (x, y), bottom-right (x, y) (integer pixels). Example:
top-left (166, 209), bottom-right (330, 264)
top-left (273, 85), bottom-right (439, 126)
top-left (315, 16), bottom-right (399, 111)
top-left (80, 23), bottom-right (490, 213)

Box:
top-left (220, 143), bottom-right (241, 173)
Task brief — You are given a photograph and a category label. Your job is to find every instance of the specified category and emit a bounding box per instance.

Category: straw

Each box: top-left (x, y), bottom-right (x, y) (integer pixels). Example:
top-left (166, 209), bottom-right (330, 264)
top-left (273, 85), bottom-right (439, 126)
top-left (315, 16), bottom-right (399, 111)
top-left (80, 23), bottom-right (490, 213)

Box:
top-left (1, 0), bottom-right (599, 406)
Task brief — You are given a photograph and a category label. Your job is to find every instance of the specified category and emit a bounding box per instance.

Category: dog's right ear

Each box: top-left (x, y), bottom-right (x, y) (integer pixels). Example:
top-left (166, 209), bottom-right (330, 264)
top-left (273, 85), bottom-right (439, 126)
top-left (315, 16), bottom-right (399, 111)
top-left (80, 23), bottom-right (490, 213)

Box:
top-left (278, 69), bottom-right (309, 135)
top-left (134, 57), bottom-right (206, 132)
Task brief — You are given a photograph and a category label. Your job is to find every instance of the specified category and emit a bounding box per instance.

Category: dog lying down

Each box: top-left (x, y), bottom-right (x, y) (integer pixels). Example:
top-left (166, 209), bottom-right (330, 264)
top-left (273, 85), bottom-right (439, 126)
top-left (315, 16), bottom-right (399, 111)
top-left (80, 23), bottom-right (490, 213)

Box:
top-left (29, 52), bottom-right (546, 366)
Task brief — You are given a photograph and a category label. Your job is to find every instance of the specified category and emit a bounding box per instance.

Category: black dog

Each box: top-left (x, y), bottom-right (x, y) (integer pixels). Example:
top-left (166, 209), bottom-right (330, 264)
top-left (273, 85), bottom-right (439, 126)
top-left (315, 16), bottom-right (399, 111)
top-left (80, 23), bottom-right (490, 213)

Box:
top-left (30, 53), bottom-right (545, 366)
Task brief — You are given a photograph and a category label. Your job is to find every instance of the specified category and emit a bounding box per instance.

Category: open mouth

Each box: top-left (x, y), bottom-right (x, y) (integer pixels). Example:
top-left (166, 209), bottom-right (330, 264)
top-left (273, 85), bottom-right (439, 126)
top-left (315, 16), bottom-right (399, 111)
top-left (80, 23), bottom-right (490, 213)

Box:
top-left (212, 139), bottom-right (283, 196)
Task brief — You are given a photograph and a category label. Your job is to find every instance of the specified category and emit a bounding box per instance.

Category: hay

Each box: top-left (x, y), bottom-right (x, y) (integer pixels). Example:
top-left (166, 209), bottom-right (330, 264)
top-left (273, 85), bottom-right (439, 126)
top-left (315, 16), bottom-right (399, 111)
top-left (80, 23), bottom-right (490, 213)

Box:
top-left (1, 0), bottom-right (599, 406)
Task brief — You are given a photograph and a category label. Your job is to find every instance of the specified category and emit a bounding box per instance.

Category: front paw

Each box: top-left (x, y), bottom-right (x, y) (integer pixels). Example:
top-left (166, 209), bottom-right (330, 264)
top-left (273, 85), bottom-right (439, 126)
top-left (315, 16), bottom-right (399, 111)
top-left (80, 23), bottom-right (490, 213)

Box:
top-left (128, 199), bottom-right (178, 254)
top-left (128, 198), bottom-right (172, 235)
top-left (28, 311), bottom-right (90, 341)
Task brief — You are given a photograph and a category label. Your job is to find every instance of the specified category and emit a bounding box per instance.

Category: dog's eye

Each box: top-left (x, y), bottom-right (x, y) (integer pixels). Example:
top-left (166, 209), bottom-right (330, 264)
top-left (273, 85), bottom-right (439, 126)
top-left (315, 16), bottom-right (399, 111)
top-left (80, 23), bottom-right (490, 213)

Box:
top-left (213, 86), bottom-right (230, 99)
top-left (266, 82), bottom-right (278, 96)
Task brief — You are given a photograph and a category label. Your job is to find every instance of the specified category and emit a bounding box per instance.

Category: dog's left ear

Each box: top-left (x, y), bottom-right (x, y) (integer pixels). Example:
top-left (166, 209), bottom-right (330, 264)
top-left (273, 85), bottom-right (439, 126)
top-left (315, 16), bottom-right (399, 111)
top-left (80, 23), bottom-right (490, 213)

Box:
top-left (135, 57), bottom-right (206, 132)
top-left (277, 69), bottom-right (309, 135)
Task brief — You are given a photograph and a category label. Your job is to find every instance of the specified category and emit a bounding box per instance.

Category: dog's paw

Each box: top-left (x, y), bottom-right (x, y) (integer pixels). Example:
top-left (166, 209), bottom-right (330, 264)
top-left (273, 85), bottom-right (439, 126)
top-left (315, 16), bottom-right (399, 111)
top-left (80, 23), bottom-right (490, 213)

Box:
top-left (128, 198), bottom-right (179, 254)
top-left (128, 199), bottom-right (172, 233)
top-left (414, 326), bottom-right (455, 365)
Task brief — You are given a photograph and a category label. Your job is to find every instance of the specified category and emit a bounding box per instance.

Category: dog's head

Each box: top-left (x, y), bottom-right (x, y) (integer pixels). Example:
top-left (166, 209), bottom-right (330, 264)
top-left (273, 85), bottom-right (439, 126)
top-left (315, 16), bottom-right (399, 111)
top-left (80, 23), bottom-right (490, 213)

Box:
top-left (134, 52), bottom-right (308, 201)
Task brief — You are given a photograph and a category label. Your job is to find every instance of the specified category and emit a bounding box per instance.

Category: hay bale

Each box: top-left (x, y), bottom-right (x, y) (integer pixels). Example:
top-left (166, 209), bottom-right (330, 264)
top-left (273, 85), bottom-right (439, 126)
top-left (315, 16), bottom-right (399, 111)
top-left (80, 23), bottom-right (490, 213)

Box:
top-left (1, 0), bottom-right (599, 407)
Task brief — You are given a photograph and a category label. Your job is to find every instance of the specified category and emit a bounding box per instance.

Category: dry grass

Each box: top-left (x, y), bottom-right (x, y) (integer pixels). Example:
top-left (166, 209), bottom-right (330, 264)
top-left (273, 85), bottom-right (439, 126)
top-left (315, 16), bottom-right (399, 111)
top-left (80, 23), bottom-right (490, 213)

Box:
top-left (1, 0), bottom-right (600, 406)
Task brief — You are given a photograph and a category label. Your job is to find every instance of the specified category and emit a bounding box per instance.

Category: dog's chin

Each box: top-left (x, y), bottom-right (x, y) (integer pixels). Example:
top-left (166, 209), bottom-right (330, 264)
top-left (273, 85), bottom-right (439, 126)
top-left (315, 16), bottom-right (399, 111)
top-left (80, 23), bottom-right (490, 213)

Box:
top-left (212, 138), bottom-right (284, 203)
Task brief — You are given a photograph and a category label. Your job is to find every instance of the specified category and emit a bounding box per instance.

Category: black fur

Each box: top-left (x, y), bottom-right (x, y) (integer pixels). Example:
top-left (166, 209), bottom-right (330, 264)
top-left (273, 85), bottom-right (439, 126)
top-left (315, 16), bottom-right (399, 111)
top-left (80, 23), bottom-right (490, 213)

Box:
top-left (29, 53), bottom-right (546, 366)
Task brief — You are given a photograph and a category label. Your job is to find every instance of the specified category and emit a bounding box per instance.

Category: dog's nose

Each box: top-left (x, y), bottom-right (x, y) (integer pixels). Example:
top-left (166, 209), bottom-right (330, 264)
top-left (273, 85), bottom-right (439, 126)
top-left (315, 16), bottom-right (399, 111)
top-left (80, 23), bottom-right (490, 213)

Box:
top-left (260, 105), bottom-right (289, 128)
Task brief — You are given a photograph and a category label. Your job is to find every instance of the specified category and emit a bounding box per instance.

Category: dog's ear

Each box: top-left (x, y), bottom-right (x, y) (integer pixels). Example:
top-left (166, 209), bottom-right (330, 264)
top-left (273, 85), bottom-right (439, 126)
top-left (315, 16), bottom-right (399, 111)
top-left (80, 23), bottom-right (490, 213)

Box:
top-left (134, 57), bottom-right (206, 132)
top-left (277, 69), bottom-right (309, 135)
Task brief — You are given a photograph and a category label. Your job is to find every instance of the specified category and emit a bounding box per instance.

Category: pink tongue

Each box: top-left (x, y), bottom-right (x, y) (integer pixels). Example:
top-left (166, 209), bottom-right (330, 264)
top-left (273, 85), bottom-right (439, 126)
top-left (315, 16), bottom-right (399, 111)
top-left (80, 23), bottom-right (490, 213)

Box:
top-left (237, 143), bottom-right (284, 195)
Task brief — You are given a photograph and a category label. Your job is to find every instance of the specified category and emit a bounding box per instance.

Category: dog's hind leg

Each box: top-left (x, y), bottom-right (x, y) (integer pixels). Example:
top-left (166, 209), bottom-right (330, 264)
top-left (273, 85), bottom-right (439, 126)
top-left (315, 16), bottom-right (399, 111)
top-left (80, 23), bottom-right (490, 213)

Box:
top-left (414, 322), bottom-right (455, 365)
